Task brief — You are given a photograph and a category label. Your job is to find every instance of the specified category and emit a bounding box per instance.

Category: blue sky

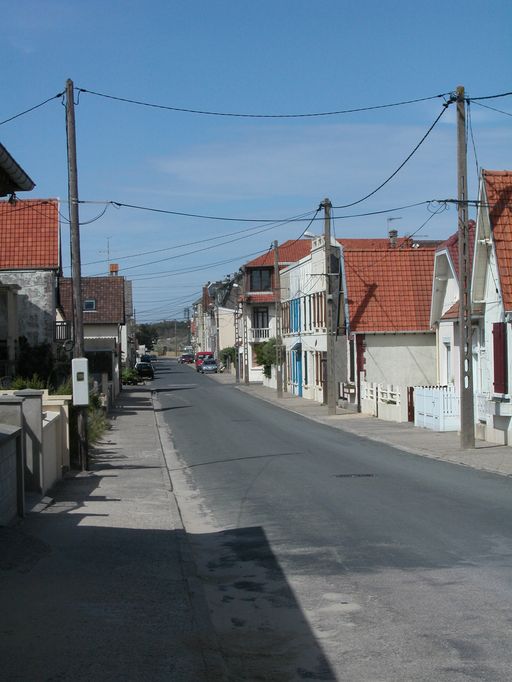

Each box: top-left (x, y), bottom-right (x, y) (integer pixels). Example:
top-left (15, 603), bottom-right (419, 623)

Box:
top-left (2, 0), bottom-right (511, 322)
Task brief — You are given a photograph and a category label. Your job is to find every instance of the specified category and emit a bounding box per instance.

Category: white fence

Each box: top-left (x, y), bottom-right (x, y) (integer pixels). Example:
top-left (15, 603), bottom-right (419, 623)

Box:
top-left (414, 385), bottom-right (459, 431)
top-left (360, 377), bottom-right (408, 422)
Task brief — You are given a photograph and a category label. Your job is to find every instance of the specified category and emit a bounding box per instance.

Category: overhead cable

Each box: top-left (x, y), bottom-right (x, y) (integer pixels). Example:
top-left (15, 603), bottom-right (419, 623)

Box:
top-left (471, 100), bottom-right (512, 118)
top-left (0, 92), bottom-right (64, 126)
top-left (77, 87), bottom-right (450, 119)
top-left (332, 100), bottom-right (453, 209)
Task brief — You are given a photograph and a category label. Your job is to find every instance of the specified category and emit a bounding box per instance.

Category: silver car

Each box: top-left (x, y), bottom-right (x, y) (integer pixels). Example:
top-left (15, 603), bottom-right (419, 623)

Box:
top-left (200, 358), bottom-right (219, 374)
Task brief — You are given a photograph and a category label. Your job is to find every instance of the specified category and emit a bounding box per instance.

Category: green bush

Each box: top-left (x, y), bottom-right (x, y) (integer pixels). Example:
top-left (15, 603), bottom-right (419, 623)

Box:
top-left (253, 338), bottom-right (277, 379)
top-left (122, 368), bottom-right (139, 385)
top-left (220, 347), bottom-right (236, 365)
top-left (10, 374), bottom-right (46, 390)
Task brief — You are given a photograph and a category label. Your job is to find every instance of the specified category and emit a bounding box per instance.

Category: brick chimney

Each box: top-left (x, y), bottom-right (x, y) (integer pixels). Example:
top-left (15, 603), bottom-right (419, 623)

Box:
top-left (110, 263), bottom-right (119, 276)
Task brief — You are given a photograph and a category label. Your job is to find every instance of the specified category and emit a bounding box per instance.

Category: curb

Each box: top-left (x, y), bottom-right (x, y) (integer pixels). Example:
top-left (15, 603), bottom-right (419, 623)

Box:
top-left (152, 393), bottom-right (229, 682)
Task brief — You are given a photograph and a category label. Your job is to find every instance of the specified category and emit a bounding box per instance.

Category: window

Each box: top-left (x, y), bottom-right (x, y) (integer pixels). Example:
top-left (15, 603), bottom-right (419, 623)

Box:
top-left (83, 299), bottom-right (96, 311)
top-left (252, 307), bottom-right (269, 329)
top-left (249, 269), bottom-right (272, 291)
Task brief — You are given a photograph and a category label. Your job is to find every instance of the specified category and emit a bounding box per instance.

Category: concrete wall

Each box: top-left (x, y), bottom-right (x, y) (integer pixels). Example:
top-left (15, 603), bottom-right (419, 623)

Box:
top-left (0, 270), bottom-right (56, 345)
top-left (0, 425), bottom-right (22, 525)
top-left (364, 333), bottom-right (436, 386)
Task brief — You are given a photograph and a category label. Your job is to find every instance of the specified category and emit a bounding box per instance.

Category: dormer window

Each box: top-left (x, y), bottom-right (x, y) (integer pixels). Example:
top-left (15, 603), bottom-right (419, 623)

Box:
top-left (84, 299), bottom-right (96, 311)
top-left (249, 268), bottom-right (272, 291)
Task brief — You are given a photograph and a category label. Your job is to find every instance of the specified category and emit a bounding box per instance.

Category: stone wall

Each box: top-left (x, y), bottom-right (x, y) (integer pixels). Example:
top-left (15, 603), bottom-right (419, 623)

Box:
top-left (0, 270), bottom-right (56, 345)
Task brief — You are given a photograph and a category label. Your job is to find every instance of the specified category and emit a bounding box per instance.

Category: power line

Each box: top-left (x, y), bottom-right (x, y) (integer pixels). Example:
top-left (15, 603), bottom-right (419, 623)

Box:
top-left (0, 92), bottom-right (64, 126)
top-left (77, 86), bottom-right (450, 119)
top-left (468, 90), bottom-right (512, 102)
top-left (470, 100), bottom-right (512, 118)
top-left (128, 248), bottom-right (268, 281)
top-left (332, 100), bottom-right (453, 209)
top-left (73, 210), bottom-right (315, 268)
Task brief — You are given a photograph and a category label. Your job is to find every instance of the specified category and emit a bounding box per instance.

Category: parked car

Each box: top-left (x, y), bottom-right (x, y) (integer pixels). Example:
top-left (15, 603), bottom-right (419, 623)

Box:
top-left (178, 353), bottom-right (194, 364)
top-left (195, 351), bottom-right (213, 372)
top-left (200, 358), bottom-right (219, 374)
top-left (135, 362), bottom-right (154, 380)
top-left (140, 354), bottom-right (153, 363)
top-left (149, 354), bottom-right (158, 362)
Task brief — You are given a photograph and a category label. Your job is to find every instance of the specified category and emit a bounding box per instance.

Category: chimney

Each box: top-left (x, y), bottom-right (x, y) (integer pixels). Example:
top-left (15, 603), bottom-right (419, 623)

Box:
top-left (110, 263), bottom-right (119, 276)
top-left (388, 229), bottom-right (398, 248)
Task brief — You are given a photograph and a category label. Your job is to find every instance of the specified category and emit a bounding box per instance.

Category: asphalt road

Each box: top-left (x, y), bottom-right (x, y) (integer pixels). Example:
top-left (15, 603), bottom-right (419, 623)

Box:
top-left (154, 358), bottom-right (512, 681)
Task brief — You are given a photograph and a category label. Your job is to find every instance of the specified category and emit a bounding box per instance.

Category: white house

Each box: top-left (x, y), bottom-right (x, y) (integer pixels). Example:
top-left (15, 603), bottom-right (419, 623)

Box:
top-left (471, 170), bottom-right (512, 444)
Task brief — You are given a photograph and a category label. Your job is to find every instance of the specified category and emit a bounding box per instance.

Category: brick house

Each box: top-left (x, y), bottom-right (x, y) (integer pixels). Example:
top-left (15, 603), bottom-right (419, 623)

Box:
top-left (59, 275), bottom-right (126, 399)
top-left (0, 198), bottom-right (60, 375)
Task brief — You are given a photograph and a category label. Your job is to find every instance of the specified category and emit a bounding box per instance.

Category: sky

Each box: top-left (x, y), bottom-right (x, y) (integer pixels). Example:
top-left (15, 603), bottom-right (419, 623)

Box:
top-left (2, 0), bottom-right (512, 323)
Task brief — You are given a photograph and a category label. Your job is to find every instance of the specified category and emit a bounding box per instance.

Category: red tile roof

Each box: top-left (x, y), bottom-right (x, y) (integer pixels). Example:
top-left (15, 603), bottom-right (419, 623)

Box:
top-left (245, 239), bottom-right (312, 268)
top-left (0, 199), bottom-right (59, 269)
top-left (344, 248), bottom-right (436, 332)
top-left (435, 220), bottom-right (476, 281)
top-left (483, 170), bottom-right (512, 311)
top-left (339, 237), bottom-right (416, 250)
top-left (59, 276), bottom-right (126, 325)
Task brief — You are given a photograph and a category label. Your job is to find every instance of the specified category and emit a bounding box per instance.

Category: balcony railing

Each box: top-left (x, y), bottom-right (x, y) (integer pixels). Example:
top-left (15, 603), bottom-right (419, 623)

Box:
top-left (250, 327), bottom-right (270, 341)
top-left (54, 321), bottom-right (72, 342)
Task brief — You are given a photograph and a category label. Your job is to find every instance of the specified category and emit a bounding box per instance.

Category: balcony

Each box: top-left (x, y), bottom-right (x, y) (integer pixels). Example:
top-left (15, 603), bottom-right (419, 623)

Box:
top-left (54, 321), bottom-right (72, 342)
top-left (251, 327), bottom-right (270, 341)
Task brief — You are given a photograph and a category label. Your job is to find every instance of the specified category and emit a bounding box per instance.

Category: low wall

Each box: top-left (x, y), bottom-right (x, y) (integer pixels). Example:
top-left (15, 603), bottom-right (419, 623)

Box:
top-left (0, 425), bottom-right (22, 525)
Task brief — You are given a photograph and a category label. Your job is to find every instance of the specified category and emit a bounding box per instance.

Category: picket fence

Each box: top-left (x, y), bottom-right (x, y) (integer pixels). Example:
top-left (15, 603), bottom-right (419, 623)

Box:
top-left (414, 385), bottom-right (459, 431)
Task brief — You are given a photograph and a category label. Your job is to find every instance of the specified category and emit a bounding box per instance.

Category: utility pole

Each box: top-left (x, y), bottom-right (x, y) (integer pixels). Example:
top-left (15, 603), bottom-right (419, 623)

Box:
top-left (174, 319), bottom-right (178, 357)
top-left (273, 240), bottom-right (283, 398)
top-left (241, 267), bottom-right (249, 384)
top-left (66, 78), bottom-right (88, 471)
top-left (234, 307), bottom-right (240, 384)
top-left (456, 86), bottom-right (475, 449)
top-left (322, 197), bottom-right (337, 415)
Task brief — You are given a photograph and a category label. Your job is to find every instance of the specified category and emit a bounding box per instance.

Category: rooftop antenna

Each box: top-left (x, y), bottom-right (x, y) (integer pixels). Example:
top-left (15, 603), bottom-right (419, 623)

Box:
top-left (98, 236), bottom-right (112, 274)
top-left (387, 216), bottom-right (402, 229)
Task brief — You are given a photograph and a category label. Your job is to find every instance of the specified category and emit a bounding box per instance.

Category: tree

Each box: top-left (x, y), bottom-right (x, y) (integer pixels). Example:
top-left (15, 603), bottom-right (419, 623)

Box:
top-left (135, 324), bottom-right (159, 350)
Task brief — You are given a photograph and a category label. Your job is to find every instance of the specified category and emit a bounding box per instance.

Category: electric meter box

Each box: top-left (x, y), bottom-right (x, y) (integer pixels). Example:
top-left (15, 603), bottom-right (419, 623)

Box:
top-left (72, 358), bottom-right (90, 406)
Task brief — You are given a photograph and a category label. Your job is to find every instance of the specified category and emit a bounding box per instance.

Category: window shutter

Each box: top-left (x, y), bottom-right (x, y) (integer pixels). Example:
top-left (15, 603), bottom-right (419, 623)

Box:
top-left (493, 322), bottom-right (508, 394)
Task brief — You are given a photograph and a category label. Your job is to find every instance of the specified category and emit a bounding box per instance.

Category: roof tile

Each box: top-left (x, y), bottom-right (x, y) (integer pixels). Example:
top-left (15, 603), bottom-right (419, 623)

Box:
top-left (0, 199), bottom-right (59, 269)
top-left (483, 170), bottom-right (512, 311)
top-left (344, 248), bottom-right (436, 332)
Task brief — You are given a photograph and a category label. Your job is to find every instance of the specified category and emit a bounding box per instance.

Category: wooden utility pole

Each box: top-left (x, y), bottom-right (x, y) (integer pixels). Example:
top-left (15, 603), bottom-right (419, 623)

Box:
top-left (65, 78), bottom-right (88, 470)
top-left (456, 85), bottom-right (475, 449)
top-left (174, 319), bottom-right (178, 357)
top-left (273, 240), bottom-right (283, 398)
top-left (322, 197), bottom-right (337, 415)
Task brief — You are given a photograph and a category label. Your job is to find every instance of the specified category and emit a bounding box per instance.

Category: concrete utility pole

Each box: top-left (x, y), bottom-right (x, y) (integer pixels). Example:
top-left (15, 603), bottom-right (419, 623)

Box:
top-left (242, 267), bottom-right (249, 384)
top-left (273, 240), bottom-right (283, 398)
top-left (65, 78), bottom-right (88, 471)
top-left (322, 197), bottom-right (337, 415)
top-left (456, 86), bottom-right (475, 449)
top-left (234, 307), bottom-right (240, 384)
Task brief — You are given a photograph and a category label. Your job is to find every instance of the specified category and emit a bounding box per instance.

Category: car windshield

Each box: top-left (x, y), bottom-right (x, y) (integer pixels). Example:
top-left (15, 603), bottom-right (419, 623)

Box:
top-left (203, 360), bottom-right (216, 365)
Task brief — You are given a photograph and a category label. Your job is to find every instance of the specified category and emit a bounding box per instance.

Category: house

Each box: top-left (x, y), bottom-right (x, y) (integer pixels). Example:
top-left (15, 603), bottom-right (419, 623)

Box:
top-left (0, 198), bottom-right (61, 374)
top-left (471, 170), bottom-right (512, 444)
top-left (430, 222), bottom-right (477, 389)
top-left (239, 239), bottom-right (313, 382)
top-left (59, 273), bottom-right (127, 400)
top-left (280, 232), bottom-right (440, 417)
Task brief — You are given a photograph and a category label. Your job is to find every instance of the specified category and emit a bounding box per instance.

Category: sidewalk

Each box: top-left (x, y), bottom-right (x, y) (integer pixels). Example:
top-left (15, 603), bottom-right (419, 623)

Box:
top-left (0, 387), bottom-right (220, 682)
top-left (215, 373), bottom-right (512, 478)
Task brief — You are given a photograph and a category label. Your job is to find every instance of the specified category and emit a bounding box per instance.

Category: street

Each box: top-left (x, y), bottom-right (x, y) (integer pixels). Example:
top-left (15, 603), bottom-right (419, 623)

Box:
top-left (155, 358), bottom-right (512, 681)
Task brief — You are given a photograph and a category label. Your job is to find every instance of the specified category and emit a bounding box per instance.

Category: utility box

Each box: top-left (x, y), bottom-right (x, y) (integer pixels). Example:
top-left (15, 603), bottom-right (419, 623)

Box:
top-left (72, 358), bottom-right (89, 406)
